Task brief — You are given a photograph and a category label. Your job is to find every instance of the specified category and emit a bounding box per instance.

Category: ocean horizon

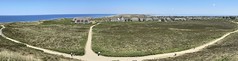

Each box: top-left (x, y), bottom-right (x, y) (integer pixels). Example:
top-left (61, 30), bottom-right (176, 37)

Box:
top-left (0, 14), bottom-right (114, 23)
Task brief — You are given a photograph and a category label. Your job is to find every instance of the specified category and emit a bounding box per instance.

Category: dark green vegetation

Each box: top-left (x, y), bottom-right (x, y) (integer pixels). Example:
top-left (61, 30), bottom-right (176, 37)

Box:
top-left (3, 18), bottom-right (92, 55)
top-left (92, 20), bottom-right (238, 57)
top-left (146, 30), bottom-right (238, 61)
top-left (0, 35), bottom-right (80, 61)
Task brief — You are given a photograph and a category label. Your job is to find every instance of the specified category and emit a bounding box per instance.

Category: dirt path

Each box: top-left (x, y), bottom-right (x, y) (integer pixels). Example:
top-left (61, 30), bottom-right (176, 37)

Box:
top-left (1, 22), bottom-right (238, 61)
top-left (0, 25), bottom-right (83, 60)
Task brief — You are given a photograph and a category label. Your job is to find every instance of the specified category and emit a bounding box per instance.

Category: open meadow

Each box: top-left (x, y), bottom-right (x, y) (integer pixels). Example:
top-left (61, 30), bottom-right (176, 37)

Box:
top-left (146, 28), bottom-right (238, 61)
top-left (2, 18), bottom-right (92, 55)
top-left (0, 35), bottom-right (80, 61)
top-left (92, 20), bottom-right (238, 57)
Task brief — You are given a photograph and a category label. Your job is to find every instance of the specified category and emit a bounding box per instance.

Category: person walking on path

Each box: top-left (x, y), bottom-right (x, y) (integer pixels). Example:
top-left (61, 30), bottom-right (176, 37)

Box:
top-left (97, 52), bottom-right (101, 56)
top-left (70, 53), bottom-right (73, 57)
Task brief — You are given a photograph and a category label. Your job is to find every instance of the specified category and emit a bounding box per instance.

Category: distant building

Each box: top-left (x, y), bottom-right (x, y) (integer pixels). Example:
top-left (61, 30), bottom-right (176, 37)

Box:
top-left (110, 18), bottom-right (120, 22)
top-left (107, 17), bottom-right (127, 22)
top-left (174, 18), bottom-right (187, 21)
top-left (166, 18), bottom-right (172, 21)
top-left (100, 14), bottom-right (238, 23)
top-left (145, 18), bottom-right (153, 21)
top-left (131, 17), bottom-right (139, 21)
top-left (151, 17), bottom-right (160, 21)
top-left (73, 17), bottom-right (92, 24)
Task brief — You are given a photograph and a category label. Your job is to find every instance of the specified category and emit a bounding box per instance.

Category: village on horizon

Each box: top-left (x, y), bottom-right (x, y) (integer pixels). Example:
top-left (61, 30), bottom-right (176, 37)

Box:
top-left (72, 14), bottom-right (238, 24)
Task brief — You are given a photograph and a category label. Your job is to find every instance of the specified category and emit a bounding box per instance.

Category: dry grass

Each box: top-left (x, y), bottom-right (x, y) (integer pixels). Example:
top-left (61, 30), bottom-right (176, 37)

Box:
top-left (92, 20), bottom-right (238, 57)
top-left (145, 31), bottom-right (238, 61)
top-left (0, 51), bottom-right (41, 61)
top-left (2, 18), bottom-right (92, 55)
top-left (0, 35), bottom-right (81, 61)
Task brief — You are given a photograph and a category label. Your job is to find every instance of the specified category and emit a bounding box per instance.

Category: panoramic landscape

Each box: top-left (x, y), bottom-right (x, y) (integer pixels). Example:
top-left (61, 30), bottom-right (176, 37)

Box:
top-left (0, 0), bottom-right (238, 61)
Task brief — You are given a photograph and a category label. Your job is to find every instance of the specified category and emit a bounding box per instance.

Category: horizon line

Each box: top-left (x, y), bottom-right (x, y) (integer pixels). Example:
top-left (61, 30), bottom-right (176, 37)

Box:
top-left (0, 14), bottom-right (238, 16)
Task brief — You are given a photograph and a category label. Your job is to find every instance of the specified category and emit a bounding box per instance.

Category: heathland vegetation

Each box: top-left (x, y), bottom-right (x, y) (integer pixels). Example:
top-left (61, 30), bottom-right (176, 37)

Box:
top-left (0, 35), bottom-right (80, 61)
top-left (2, 18), bottom-right (92, 55)
top-left (92, 20), bottom-right (238, 57)
top-left (146, 29), bottom-right (238, 61)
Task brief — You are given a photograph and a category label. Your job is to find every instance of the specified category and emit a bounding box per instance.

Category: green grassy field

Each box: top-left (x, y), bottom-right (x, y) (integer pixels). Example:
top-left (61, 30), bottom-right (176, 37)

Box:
top-left (92, 20), bottom-right (238, 57)
top-left (2, 18), bottom-right (92, 55)
top-left (146, 30), bottom-right (238, 61)
top-left (0, 35), bottom-right (80, 61)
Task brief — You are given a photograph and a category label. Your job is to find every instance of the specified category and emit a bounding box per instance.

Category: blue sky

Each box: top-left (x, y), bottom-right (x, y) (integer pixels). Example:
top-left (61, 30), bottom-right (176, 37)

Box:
top-left (0, 0), bottom-right (237, 15)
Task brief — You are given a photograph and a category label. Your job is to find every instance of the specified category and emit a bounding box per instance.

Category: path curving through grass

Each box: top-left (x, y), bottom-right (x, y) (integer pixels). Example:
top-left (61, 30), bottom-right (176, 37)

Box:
top-left (1, 22), bottom-right (238, 61)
